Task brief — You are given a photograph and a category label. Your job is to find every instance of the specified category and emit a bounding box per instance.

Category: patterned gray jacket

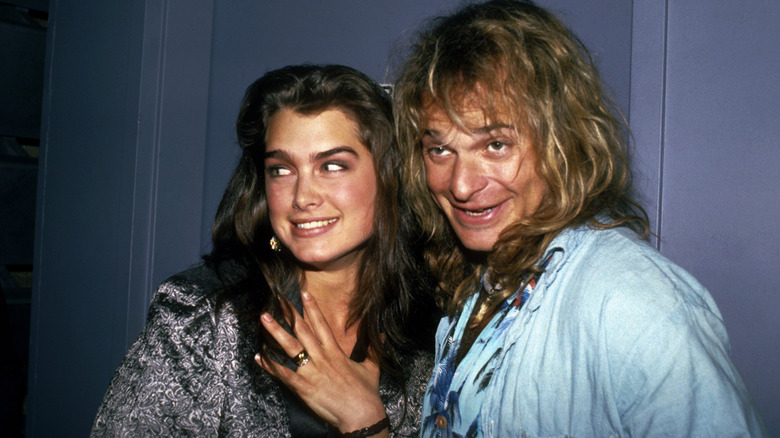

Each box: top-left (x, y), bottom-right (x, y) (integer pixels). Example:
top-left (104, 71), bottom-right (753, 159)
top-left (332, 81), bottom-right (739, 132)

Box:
top-left (91, 264), bottom-right (433, 437)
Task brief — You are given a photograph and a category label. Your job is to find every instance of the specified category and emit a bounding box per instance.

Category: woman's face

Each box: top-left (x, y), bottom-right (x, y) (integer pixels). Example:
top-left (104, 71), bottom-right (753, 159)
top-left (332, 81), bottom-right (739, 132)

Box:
top-left (264, 107), bottom-right (377, 272)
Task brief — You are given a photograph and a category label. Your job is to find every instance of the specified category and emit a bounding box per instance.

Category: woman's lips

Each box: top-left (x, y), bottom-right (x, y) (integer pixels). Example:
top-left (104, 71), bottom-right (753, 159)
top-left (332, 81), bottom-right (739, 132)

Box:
top-left (295, 218), bottom-right (337, 229)
top-left (290, 218), bottom-right (338, 237)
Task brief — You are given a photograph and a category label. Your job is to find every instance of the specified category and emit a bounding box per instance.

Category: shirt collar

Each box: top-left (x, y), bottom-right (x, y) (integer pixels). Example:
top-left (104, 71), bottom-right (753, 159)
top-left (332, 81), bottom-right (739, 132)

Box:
top-left (523, 223), bottom-right (592, 311)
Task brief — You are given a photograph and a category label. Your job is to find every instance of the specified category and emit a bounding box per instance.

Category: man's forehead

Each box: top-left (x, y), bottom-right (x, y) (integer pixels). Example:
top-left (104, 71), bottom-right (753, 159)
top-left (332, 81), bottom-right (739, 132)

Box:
top-left (423, 81), bottom-right (521, 122)
top-left (421, 101), bottom-right (514, 133)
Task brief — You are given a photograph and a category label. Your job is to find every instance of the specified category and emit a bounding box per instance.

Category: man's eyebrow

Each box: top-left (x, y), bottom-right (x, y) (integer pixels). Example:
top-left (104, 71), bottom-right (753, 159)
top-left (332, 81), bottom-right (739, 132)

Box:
top-left (422, 129), bottom-right (441, 139)
top-left (423, 123), bottom-right (514, 138)
top-left (473, 123), bottom-right (514, 134)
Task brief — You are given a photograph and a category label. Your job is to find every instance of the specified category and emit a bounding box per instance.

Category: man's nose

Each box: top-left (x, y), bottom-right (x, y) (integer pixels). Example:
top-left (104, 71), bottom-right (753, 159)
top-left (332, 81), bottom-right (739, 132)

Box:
top-left (449, 155), bottom-right (488, 202)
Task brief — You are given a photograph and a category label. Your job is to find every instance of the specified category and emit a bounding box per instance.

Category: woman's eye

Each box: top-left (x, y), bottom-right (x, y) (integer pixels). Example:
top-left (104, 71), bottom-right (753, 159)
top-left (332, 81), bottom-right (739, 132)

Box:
top-left (267, 166), bottom-right (292, 177)
top-left (323, 162), bottom-right (347, 172)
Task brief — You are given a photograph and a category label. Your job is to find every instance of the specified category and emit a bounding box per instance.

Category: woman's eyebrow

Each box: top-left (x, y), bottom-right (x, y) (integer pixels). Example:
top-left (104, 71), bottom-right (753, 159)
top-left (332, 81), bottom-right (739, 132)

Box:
top-left (264, 146), bottom-right (358, 162)
top-left (312, 146), bottom-right (358, 161)
top-left (264, 149), bottom-right (292, 161)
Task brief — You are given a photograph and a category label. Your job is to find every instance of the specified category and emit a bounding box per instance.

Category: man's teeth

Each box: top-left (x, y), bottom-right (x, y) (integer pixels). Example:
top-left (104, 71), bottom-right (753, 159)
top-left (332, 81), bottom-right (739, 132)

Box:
top-left (464, 207), bottom-right (495, 216)
top-left (296, 219), bottom-right (337, 229)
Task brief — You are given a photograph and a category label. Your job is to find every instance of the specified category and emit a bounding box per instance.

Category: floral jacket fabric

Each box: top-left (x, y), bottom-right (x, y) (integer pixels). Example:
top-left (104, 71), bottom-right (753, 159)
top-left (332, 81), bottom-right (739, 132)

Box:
top-left (91, 264), bottom-right (433, 437)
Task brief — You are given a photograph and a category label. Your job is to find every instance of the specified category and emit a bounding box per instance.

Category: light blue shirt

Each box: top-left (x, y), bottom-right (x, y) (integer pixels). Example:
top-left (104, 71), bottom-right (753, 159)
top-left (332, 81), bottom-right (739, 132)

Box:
top-left (421, 224), bottom-right (766, 437)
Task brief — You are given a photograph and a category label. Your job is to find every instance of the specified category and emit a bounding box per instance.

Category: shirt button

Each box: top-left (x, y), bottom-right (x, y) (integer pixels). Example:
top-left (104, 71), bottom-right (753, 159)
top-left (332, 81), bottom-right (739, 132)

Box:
top-left (435, 415), bottom-right (447, 429)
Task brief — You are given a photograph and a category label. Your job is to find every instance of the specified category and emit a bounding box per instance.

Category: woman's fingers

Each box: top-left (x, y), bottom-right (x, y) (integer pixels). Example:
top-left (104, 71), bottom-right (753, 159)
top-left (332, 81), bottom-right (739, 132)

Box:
top-left (254, 351), bottom-right (296, 381)
top-left (259, 297), bottom-right (323, 358)
top-left (256, 313), bottom-right (313, 392)
top-left (301, 291), bottom-right (341, 353)
top-left (259, 312), bottom-right (306, 359)
top-left (255, 295), bottom-right (387, 431)
top-left (287, 298), bottom-right (323, 352)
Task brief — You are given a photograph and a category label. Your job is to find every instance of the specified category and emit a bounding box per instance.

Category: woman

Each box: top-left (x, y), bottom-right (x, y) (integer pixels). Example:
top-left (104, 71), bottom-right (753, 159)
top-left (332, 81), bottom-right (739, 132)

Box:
top-left (390, 0), bottom-right (765, 437)
top-left (91, 64), bottom-right (434, 437)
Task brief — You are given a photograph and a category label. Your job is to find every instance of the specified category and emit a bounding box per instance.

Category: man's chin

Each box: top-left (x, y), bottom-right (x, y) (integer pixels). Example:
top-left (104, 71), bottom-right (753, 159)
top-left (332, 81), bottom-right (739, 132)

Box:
top-left (455, 232), bottom-right (498, 253)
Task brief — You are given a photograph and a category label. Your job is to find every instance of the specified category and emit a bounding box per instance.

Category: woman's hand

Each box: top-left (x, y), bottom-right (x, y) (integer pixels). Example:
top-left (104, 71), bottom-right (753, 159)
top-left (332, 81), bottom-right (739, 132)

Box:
top-left (255, 292), bottom-right (388, 436)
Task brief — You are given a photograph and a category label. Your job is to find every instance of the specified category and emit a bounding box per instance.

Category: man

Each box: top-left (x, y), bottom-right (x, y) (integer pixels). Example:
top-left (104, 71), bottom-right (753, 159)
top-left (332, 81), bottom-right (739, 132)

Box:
top-left (394, 0), bottom-right (766, 436)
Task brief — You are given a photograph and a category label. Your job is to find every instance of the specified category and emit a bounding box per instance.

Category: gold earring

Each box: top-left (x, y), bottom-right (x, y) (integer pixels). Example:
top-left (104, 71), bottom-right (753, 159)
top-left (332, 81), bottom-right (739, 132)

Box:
top-left (269, 236), bottom-right (281, 252)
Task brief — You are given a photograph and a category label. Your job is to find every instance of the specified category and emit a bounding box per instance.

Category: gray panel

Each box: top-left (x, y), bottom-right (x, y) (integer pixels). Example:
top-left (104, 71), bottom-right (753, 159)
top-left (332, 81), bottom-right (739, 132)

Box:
top-left (661, 1), bottom-right (780, 433)
top-left (28, 1), bottom-right (147, 433)
top-left (629, 1), bottom-right (667, 243)
top-left (27, 0), bottom-right (213, 435)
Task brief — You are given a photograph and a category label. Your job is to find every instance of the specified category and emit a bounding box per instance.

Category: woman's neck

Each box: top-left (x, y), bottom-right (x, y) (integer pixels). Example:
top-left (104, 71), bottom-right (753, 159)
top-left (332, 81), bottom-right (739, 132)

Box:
top-left (301, 268), bottom-right (359, 350)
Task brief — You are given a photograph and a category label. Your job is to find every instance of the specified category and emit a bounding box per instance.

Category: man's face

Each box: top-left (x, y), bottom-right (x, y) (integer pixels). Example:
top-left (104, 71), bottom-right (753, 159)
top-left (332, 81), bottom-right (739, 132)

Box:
top-left (421, 103), bottom-right (547, 252)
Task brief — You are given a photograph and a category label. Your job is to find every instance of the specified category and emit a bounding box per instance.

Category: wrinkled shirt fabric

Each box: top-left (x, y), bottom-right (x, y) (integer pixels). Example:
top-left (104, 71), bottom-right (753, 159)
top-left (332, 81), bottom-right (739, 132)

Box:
top-left (91, 264), bottom-right (433, 437)
top-left (421, 224), bottom-right (766, 437)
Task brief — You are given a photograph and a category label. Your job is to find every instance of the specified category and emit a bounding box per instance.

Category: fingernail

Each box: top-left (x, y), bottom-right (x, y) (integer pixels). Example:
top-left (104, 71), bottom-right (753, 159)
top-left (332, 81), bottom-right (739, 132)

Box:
top-left (261, 313), bottom-right (272, 322)
top-left (254, 353), bottom-right (261, 362)
top-left (302, 291), bottom-right (311, 301)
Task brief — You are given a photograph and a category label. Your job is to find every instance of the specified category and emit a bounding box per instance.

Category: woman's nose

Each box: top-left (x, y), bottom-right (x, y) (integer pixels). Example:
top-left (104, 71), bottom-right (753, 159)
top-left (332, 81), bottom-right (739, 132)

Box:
top-left (293, 174), bottom-right (323, 210)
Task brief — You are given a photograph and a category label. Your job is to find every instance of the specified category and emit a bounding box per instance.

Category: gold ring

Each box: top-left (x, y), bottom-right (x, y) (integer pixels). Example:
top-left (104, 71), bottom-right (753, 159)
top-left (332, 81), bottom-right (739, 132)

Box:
top-left (293, 349), bottom-right (310, 367)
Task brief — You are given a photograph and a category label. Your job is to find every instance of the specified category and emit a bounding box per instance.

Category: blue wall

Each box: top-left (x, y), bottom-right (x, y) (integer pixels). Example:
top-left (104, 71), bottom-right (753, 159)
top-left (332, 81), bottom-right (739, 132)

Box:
top-left (630, 2), bottom-right (780, 432)
top-left (656, 2), bottom-right (780, 428)
top-left (28, 0), bottom-right (779, 435)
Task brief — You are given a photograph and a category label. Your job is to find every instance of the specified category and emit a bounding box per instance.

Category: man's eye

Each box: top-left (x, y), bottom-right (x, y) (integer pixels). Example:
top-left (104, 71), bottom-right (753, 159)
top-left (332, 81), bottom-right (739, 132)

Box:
top-left (428, 146), bottom-right (449, 156)
top-left (487, 141), bottom-right (506, 151)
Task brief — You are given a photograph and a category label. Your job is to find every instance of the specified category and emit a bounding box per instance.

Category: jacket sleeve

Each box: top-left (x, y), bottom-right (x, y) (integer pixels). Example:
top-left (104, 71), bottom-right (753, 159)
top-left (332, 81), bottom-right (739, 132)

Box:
top-left (91, 275), bottom-right (224, 437)
top-left (376, 348), bottom-right (434, 438)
